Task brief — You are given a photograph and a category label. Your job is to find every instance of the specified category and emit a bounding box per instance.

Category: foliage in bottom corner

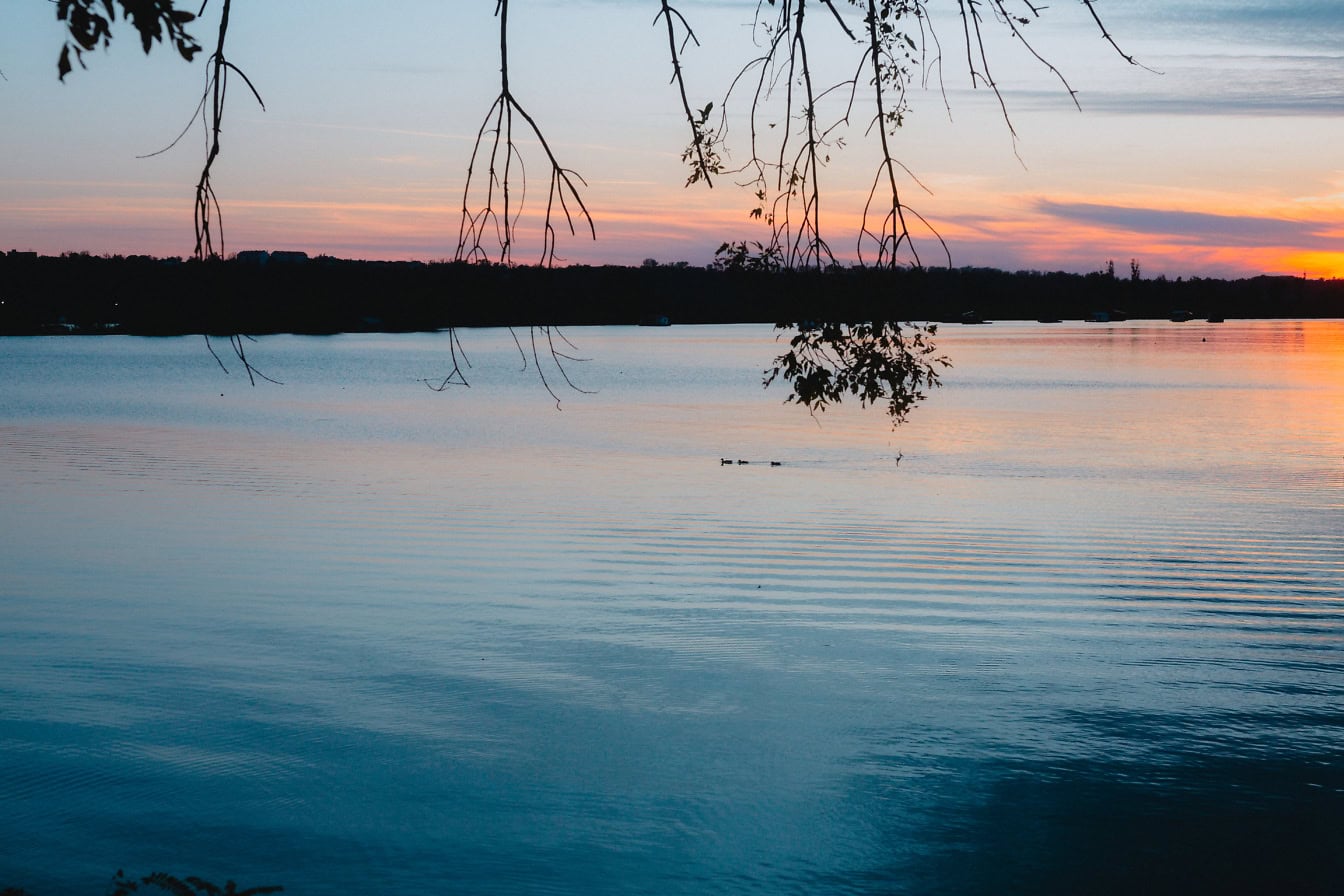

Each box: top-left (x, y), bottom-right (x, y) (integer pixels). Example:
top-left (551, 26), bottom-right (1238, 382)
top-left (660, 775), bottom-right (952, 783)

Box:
top-left (108, 870), bottom-right (282, 896)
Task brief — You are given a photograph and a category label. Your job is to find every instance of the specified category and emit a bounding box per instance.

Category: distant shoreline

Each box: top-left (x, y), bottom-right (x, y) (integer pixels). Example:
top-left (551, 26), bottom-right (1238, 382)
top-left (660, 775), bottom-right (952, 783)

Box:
top-left (3, 250), bottom-right (1341, 337)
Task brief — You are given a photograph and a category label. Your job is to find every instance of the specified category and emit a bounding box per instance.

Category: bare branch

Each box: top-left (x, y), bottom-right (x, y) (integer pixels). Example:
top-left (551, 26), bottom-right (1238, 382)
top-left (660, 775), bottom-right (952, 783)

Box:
top-left (456, 0), bottom-right (595, 267)
top-left (1079, 0), bottom-right (1158, 72)
top-left (656, 2), bottom-right (722, 187)
top-left (424, 327), bottom-right (472, 391)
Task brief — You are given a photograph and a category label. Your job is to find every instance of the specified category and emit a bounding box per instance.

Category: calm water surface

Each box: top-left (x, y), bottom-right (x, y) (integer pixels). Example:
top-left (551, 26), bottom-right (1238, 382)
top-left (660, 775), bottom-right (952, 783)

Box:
top-left (1, 322), bottom-right (1342, 895)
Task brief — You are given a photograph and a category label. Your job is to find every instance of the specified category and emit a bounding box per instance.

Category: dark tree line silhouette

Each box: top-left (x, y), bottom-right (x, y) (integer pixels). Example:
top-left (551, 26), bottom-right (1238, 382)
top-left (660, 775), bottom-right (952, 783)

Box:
top-left (4, 251), bottom-right (1340, 339)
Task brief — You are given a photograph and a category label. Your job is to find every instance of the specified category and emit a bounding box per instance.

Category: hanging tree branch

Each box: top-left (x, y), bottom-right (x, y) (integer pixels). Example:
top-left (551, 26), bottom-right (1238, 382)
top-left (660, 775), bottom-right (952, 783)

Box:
top-left (781, 0), bottom-right (835, 269)
top-left (763, 318), bottom-right (951, 425)
top-left (651, 0), bottom-right (1144, 423)
top-left (193, 0), bottom-right (274, 386)
top-left (45, 0), bottom-right (1145, 422)
top-left (658, 1), bottom-right (722, 188)
top-left (456, 0), bottom-right (594, 267)
top-left (707, 0), bottom-right (848, 272)
top-left (194, 0), bottom-right (265, 262)
top-left (759, 1), bottom-right (949, 426)
top-left (856, 0), bottom-right (948, 269)
top-left (662, 0), bottom-right (1143, 274)
top-left (449, 0), bottom-right (594, 405)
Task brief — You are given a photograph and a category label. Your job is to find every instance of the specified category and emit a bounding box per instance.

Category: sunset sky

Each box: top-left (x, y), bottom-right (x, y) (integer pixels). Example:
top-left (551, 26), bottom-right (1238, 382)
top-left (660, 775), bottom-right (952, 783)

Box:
top-left (2, 1), bottom-right (1342, 278)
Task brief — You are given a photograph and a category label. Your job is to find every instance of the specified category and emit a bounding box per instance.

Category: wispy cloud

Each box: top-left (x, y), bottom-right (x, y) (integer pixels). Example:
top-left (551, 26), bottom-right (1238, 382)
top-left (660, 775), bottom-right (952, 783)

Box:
top-left (995, 2), bottom-right (1344, 117)
top-left (1112, 1), bottom-right (1344, 47)
top-left (993, 50), bottom-right (1344, 117)
top-left (1003, 85), bottom-right (1344, 117)
top-left (1035, 200), bottom-right (1340, 250)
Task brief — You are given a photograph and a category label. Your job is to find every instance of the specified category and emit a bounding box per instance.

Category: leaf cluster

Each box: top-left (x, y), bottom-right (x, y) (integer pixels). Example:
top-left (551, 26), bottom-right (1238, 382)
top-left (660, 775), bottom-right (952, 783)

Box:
top-left (764, 319), bottom-right (949, 425)
top-left (0, 871), bottom-right (282, 896)
top-left (711, 240), bottom-right (783, 273)
top-left (856, 0), bottom-right (924, 132)
top-left (56, 0), bottom-right (202, 80)
top-left (108, 869), bottom-right (282, 896)
top-left (680, 101), bottom-right (723, 187)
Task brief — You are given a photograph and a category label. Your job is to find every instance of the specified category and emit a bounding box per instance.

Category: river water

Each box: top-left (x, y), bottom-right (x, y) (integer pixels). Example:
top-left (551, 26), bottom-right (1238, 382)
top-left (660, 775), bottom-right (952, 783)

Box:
top-left (1, 322), bottom-right (1341, 895)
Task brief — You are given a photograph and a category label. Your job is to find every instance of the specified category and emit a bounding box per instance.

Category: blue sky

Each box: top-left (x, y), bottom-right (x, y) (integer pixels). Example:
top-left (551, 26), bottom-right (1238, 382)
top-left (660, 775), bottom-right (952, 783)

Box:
top-left (1, 1), bottom-right (1341, 277)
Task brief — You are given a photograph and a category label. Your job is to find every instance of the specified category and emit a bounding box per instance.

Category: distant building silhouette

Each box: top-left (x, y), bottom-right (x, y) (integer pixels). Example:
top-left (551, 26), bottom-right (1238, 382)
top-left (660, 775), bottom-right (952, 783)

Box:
top-left (234, 250), bottom-right (308, 266)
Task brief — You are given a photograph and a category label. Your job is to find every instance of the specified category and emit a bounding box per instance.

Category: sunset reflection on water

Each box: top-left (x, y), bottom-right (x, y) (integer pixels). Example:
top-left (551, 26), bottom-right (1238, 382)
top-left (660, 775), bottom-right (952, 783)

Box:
top-left (1, 321), bottom-right (1341, 896)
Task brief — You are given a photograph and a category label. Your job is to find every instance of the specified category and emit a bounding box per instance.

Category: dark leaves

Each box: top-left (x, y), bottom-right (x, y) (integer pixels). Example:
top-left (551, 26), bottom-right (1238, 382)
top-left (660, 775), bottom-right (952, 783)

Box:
top-left (107, 870), bottom-right (282, 896)
top-left (55, 0), bottom-right (201, 80)
top-left (712, 241), bottom-right (781, 272)
top-left (57, 44), bottom-right (75, 80)
top-left (764, 320), bottom-right (949, 426)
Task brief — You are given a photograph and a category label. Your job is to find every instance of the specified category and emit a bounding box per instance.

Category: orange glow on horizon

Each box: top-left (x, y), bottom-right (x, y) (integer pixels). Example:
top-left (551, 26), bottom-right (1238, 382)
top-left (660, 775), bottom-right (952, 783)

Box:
top-left (1278, 251), bottom-right (1344, 281)
top-left (6, 174), bottom-right (1342, 279)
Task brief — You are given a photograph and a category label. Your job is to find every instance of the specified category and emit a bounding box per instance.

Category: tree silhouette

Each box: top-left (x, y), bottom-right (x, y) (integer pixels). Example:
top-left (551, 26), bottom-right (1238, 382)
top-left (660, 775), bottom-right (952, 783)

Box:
top-left (46, 1), bottom-right (1138, 423)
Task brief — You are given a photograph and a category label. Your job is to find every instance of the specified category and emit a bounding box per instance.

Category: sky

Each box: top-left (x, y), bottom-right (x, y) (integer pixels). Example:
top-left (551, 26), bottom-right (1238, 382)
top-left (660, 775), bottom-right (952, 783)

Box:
top-left (1, 0), bottom-right (1342, 278)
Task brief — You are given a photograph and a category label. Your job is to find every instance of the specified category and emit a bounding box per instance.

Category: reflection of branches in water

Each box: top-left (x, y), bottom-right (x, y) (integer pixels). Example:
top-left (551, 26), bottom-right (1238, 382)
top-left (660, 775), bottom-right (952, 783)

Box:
top-left (423, 328), bottom-right (472, 391)
top-left (424, 326), bottom-right (592, 411)
top-left (528, 326), bottom-right (594, 410)
top-left (205, 333), bottom-right (282, 387)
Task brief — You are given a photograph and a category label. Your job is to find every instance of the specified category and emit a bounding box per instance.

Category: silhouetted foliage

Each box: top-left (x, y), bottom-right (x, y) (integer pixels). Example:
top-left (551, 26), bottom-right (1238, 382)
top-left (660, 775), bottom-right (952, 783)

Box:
top-left (0, 871), bottom-right (280, 896)
top-left (40, 1), bottom-right (1145, 422)
top-left (107, 869), bottom-right (281, 896)
top-left (765, 320), bottom-right (948, 425)
top-left (713, 241), bottom-right (783, 273)
top-left (54, 0), bottom-right (201, 80)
